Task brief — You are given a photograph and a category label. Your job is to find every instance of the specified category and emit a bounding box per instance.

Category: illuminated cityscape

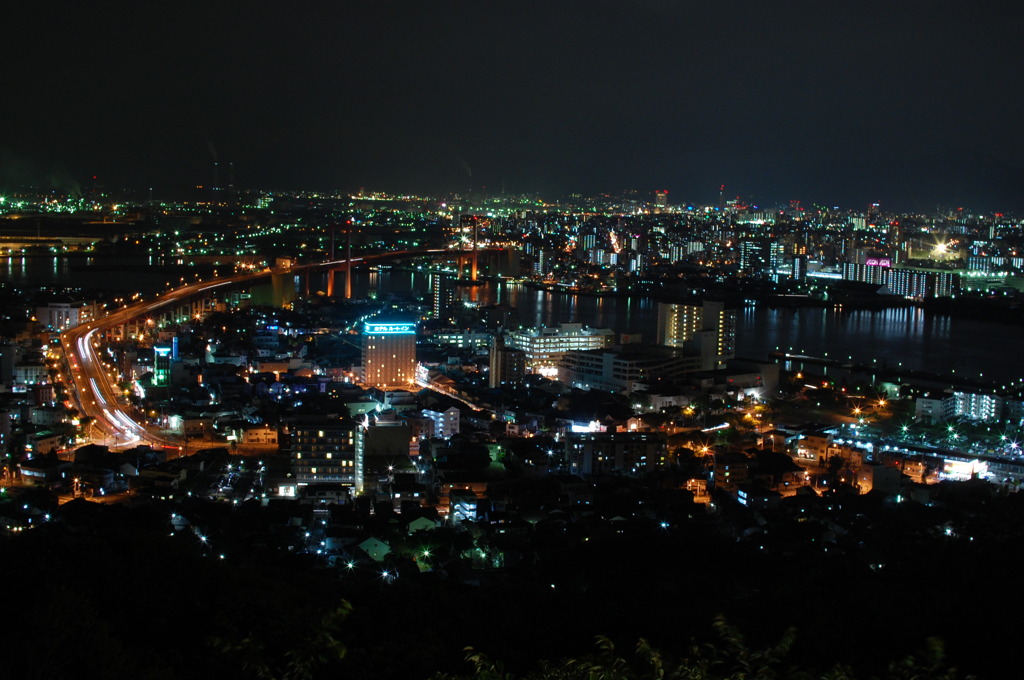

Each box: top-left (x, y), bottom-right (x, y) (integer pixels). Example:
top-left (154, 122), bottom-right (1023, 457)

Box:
top-left (2, 183), bottom-right (1023, 678)
top-left (4, 1), bottom-right (1024, 678)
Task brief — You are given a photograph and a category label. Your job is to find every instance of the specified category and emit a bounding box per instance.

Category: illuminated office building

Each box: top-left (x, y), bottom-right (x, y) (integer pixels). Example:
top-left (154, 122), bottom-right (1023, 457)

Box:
top-left (505, 323), bottom-right (615, 376)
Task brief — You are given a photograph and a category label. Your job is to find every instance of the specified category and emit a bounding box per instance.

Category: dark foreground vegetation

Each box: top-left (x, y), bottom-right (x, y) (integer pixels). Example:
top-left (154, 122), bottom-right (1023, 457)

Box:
top-left (3, 484), bottom-right (1018, 680)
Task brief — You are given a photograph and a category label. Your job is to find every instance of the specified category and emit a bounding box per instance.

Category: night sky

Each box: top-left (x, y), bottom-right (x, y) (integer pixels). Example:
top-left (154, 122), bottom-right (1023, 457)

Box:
top-left (4, 1), bottom-right (1024, 210)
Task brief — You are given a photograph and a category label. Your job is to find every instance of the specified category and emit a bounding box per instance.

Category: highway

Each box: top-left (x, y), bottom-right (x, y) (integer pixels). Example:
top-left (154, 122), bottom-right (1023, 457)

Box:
top-left (61, 271), bottom-right (247, 452)
top-left (59, 249), bottom-right (451, 453)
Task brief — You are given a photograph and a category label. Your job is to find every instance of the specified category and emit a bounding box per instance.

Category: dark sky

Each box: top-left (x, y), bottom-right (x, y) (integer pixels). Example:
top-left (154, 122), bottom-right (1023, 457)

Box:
top-left (4, 0), bottom-right (1024, 210)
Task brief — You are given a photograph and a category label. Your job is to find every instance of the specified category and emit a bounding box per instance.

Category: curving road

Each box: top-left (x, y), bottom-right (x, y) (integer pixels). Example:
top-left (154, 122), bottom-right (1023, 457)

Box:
top-left (60, 249), bottom-right (450, 452)
top-left (62, 271), bottom-right (249, 451)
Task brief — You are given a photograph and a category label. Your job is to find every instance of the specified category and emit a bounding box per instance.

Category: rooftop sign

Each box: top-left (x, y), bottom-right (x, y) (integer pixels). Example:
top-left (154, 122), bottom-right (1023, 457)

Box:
top-left (364, 322), bottom-right (416, 335)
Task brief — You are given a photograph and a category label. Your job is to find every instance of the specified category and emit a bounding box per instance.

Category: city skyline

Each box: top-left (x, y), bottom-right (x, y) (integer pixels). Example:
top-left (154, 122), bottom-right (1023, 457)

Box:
top-left (4, 1), bottom-right (1024, 212)
top-left (3, 139), bottom-right (1024, 676)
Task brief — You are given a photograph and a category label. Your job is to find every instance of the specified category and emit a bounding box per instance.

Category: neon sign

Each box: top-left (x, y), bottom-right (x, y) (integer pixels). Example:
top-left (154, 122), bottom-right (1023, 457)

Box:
top-left (364, 323), bottom-right (416, 335)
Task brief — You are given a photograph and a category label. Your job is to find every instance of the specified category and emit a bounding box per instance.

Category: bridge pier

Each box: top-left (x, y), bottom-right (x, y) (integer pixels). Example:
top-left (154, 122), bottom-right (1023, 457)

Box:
top-left (325, 265), bottom-right (350, 299)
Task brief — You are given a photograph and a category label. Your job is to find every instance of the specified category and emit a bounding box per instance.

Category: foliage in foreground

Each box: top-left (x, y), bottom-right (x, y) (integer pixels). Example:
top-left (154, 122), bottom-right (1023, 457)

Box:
top-left (212, 603), bottom-right (350, 680)
top-left (432, 616), bottom-right (972, 680)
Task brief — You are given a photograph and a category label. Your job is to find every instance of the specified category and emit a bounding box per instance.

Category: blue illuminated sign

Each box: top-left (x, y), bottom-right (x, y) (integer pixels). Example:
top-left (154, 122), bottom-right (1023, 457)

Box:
top-left (364, 323), bottom-right (416, 335)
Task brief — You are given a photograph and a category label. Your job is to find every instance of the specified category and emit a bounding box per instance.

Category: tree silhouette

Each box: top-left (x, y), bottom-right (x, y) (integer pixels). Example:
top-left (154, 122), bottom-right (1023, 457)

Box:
top-left (430, 616), bottom-right (972, 680)
top-left (212, 602), bottom-right (350, 680)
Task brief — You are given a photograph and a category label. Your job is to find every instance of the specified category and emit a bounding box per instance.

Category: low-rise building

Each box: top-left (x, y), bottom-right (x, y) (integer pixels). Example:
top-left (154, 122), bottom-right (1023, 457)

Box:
top-left (857, 462), bottom-right (902, 496)
top-left (35, 298), bottom-right (97, 331)
top-left (566, 431), bottom-right (667, 476)
top-left (714, 452), bottom-right (750, 491)
top-left (242, 426), bottom-right (279, 446)
top-left (506, 323), bottom-right (615, 376)
top-left (421, 406), bottom-right (460, 439)
top-left (915, 390), bottom-right (1002, 423)
top-left (558, 346), bottom-right (703, 393)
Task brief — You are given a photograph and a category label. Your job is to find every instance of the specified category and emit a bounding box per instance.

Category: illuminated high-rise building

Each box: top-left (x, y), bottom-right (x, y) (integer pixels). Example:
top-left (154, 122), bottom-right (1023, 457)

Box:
top-left (361, 320), bottom-right (417, 389)
top-left (153, 338), bottom-right (178, 387)
top-left (291, 419), bottom-right (363, 497)
top-left (867, 202), bottom-right (881, 224)
top-left (431, 274), bottom-right (456, 323)
top-left (489, 334), bottom-right (526, 388)
top-left (657, 300), bottom-right (736, 370)
top-left (792, 254), bottom-right (808, 281)
top-left (740, 239), bottom-right (785, 277)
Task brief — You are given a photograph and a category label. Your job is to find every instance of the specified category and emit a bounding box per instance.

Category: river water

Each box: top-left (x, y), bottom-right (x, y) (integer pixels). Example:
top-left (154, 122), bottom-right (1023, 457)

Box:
top-left (4, 256), bottom-right (1020, 382)
top-left (367, 268), bottom-right (1022, 383)
top-left (0, 254), bottom-right (194, 294)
